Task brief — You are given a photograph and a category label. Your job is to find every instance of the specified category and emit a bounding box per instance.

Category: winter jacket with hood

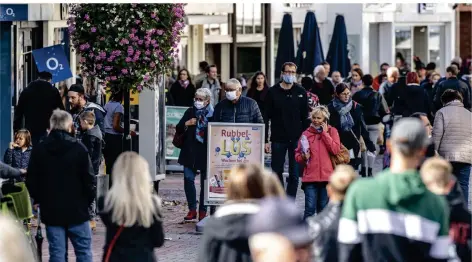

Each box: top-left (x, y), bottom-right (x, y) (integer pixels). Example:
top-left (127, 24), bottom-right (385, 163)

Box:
top-left (307, 201), bottom-right (344, 262)
top-left (26, 130), bottom-right (96, 226)
top-left (338, 169), bottom-right (451, 262)
top-left (434, 77), bottom-right (471, 111)
top-left (3, 146), bottom-right (32, 170)
top-left (295, 125), bottom-right (341, 183)
top-left (197, 201), bottom-right (260, 262)
top-left (81, 125), bottom-right (103, 175)
top-left (432, 100), bottom-right (472, 164)
top-left (212, 96), bottom-right (264, 124)
top-left (445, 180), bottom-right (471, 262)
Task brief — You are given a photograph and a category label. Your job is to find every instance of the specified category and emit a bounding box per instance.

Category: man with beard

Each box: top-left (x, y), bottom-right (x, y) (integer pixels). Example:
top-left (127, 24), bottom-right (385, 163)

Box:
top-left (264, 62), bottom-right (310, 198)
top-left (68, 84), bottom-right (106, 139)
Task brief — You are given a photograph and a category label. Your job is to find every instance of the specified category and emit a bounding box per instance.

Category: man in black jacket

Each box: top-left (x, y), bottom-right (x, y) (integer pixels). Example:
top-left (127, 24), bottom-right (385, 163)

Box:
top-left (265, 62), bottom-right (310, 197)
top-left (434, 66), bottom-right (471, 111)
top-left (212, 78), bottom-right (263, 124)
top-left (26, 109), bottom-right (95, 261)
top-left (311, 65), bottom-right (335, 105)
top-left (13, 72), bottom-right (64, 146)
top-left (307, 165), bottom-right (357, 262)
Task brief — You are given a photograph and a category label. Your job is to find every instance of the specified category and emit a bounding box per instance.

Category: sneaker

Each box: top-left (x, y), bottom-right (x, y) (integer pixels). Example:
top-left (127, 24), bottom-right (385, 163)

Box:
top-left (184, 210), bottom-right (197, 221)
top-left (198, 211), bottom-right (207, 221)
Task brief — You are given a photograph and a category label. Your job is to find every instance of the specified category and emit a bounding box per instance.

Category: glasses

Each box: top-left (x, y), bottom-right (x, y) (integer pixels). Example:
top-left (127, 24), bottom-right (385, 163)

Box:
top-left (340, 92), bottom-right (351, 97)
top-left (283, 71), bottom-right (297, 75)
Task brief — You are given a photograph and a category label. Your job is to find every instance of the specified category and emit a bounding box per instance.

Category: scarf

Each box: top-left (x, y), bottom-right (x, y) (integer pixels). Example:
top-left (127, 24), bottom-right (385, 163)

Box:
top-left (351, 80), bottom-right (362, 87)
top-left (179, 80), bottom-right (189, 89)
top-left (195, 105), bottom-right (214, 143)
top-left (333, 98), bottom-right (355, 131)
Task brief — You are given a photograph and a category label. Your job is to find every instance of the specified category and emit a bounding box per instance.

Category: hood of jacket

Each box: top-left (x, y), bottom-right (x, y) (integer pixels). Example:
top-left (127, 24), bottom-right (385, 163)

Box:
top-left (203, 202), bottom-right (260, 241)
top-left (444, 100), bottom-right (464, 108)
top-left (42, 130), bottom-right (79, 156)
top-left (86, 125), bottom-right (103, 140)
top-left (85, 101), bottom-right (106, 113)
top-left (379, 169), bottom-right (427, 205)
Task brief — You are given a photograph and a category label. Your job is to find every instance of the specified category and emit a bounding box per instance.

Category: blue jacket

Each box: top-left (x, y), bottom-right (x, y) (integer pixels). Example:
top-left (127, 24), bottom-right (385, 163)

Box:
top-left (3, 147), bottom-right (32, 170)
top-left (212, 96), bottom-right (264, 124)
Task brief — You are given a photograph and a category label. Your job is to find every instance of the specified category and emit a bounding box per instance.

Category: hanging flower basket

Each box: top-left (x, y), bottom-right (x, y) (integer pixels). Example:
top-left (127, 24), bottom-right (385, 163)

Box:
top-left (67, 3), bottom-right (185, 92)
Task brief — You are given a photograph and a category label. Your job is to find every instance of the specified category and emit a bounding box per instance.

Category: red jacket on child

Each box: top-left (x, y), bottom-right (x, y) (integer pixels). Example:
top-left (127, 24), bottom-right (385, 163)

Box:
top-left (295, 125), bottom-right (341, 182)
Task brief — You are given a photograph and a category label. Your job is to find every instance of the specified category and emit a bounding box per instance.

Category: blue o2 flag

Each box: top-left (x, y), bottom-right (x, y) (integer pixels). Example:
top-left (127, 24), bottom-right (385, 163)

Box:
top-left (32, 44), bottom-right (73, 84)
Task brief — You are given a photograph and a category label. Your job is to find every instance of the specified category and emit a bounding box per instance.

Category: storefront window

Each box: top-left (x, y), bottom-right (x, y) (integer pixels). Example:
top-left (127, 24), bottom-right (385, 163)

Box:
top-left (236, 3), bottom-right (263, 34)
top-left (395, 26), bottom-right (412, 67)
top-left (204, 24), bottom-right (229, 36)
top-left (429, 25), bottom-right (440, 63)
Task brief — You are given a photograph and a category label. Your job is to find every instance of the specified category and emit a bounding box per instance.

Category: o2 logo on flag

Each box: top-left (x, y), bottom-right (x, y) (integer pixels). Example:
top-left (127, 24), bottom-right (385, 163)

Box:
top-left (32, 44), bottom-right (73, 84)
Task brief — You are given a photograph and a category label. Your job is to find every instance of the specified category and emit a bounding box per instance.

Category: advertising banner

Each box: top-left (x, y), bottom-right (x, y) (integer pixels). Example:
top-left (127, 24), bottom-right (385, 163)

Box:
top-left (32, 44), bottom-right (73, 83)
top-left (0, 4), bottom-right (28, 21)
top-left (205, 123), bottom-right (265, 205)
top-left (165, 106), bottom-right (188, 160)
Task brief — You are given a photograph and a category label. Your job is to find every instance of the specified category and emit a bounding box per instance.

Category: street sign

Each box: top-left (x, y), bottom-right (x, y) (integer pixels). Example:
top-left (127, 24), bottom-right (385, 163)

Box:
top-left (418, 3), bottom-right (436, 14)
top-left (0, 4), bottom-right (28, 21)
top-left (32, 44), bottom-right (73, 84)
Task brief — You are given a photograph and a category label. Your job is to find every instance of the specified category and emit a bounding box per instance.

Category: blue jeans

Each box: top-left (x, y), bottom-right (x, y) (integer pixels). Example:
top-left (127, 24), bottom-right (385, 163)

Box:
top-left (271, 141), bottom-right (300, 198)
top-left (303, 182), bottom-right (328, 219)
top-left (46, 221), bottom-right (92, 262)
top-left (184, 167), bottom-right (206, 212)
top-left (451, 162), bottom-right (471, 205)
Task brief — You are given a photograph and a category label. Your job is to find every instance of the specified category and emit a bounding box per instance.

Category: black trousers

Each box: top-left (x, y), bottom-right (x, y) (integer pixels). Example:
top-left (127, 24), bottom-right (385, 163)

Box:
top-left (103, 133), bottom-right (123, 187)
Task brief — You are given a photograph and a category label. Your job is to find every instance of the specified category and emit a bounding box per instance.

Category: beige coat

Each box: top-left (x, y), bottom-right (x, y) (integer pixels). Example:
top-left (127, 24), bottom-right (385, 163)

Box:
top-left (432, 100), bottom-right (472, 164)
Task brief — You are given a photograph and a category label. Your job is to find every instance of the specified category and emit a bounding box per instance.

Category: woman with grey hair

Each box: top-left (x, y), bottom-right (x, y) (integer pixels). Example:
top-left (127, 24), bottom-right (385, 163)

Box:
top-left (176, 88), bottom-right (214, 221)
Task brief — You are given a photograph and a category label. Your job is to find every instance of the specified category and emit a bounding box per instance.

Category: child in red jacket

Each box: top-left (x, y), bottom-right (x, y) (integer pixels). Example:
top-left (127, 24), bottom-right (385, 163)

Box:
top-left (295, 106), bottom-right (341, 219)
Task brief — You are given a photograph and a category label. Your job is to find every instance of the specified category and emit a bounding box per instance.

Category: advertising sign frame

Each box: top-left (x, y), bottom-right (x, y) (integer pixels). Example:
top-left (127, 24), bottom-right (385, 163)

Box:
top-left (165, 106), bottom-right (188, 160)
top-left (205, 122), bottom-right (265, 206)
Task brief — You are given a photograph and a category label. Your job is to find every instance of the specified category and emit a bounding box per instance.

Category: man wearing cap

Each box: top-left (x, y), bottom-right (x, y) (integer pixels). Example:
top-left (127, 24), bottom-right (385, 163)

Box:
top-left (68, 84), bottom-right (106, 139)
top-left (248, 197), bottom-right (314, 262)
top-left (338, 117), bottom-right (451, 262)
top-left (14, 71), bottom-right (65, 146)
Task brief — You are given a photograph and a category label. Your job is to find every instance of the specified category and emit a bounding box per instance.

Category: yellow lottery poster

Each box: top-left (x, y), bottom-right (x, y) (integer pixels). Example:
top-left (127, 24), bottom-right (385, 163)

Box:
top-left (205, 123), bottom-right (265, 205)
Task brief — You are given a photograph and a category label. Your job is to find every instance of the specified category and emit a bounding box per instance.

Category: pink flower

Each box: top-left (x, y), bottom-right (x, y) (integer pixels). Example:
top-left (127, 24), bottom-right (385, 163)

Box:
top-left (91, 27), bottom-right (97, 33)
top-left (110, 76), bottom-right (117, 81)
top-left (150, 40), bottom-right (157, 45)
top-left (131, 28), bottom-right (138, 34)
top-left (105, 66), bottom-right (113, 72)
top-left (121, 69), bottom-right (128, 74)
top-left (143, 75), bottom-right (150, 81)
top-left (151, 12), bottom-right (156, 18)
top-left (159, 55), bottom-right (164, 61)
top-left (99, 51), bottom-right (107, 58)
top-left (96, 64), bottom-right (102, 70)
top-left (145, 50), bottom-right (151, 56)
top-left (84, 14), bottom-right (90, 21)
top-left (150, 62), bottom-right (156, 68)
top-left (129, 33), bottom-right (135, 38)
top-left (137, 85), bottom-right (143, 91)
top-left (125, 57), bottom-right (132, 63)
top-left (105, 77), bottom-right (111, 81)
top-left (138, 40), bottom-right (144, 45)
top-left (135, 19), bottom-right (141, 25)
top-left (156, 29), bottom-right (164, 35)
top-left (99, 37), bottom-right (105, 41)
top-left (80, 57), bottom-right (86, 63)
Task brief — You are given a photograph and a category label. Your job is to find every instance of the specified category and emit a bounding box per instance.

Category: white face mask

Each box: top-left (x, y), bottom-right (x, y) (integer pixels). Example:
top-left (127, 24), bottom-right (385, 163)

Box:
top-left (226, 91), bottom-right (238, 101)
top-left (194, 101), bottom-right (205, 109)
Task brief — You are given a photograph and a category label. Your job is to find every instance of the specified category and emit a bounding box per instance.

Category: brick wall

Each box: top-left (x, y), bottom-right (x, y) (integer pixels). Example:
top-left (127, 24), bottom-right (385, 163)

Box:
top-left (457, 5), bottom-right (472, 59)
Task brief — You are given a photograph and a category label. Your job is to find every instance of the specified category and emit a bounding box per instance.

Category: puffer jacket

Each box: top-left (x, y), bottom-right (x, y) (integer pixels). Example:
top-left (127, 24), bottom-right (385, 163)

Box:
top-left (295, 125), bottom-right (341, 182)
top-left (212, 96), bottom-right (263, 124)
top-left (307, 202), bottom-right (343, 262)
top-left (432, 100), bottom-right (472, 164)
top-left (3, 146), bottom-right (32, 170)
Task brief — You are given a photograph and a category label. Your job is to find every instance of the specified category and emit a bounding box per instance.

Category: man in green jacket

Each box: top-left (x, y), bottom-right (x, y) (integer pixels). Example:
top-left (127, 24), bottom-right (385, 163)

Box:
top-left (337, 117), bottom-right (451, 262)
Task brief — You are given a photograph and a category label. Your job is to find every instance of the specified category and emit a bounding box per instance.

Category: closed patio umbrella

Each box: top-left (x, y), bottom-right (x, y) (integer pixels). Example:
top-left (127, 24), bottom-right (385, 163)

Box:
top-left (326, 15), bottom-right (351, 77)
top-left (274, 13), bottom-right (295, 80)
top-left (296, 11), bottom-right (324, 75)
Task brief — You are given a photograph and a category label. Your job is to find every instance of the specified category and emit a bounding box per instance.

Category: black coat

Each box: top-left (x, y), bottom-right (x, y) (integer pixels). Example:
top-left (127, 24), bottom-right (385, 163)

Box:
top-left (434, 77), bottom-right (472, 111)
top-left (446, 181), bottom-right (471, 262)
top-left (307, 202), bottom-right (343, 262)
top-left (176, 107), bottom-right (209, 171)
top-left (170, 81), bottom-right (196, 107)
top-left (98, 197), bottom-right (165, 262)
top-left (310, 79), bottom-right (335, 106)
top-left (197, 202), bottom-right (259, 262)
top-left (385, 77), bottom-right (408, 116)
top-left (26, 130), bottom-right (96, 226)
top-left (246, 86), bottom-right (269, 122)
top-left (352, 86), bottom-right (388, 125)
top-left (265, 83), bottom-right (310, 143)
top-left (327, 100), bottom-right (375, 154)
top-left (213, 96), bottom-right (263, 124)
top-left (402, 84), bottom-right (433, 118)
top-left (14, 79), bottom-right (64, 135)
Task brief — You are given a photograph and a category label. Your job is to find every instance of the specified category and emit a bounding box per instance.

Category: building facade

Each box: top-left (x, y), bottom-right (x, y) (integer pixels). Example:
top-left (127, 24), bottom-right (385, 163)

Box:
top-left (456, 4), bottom-right (472, 62)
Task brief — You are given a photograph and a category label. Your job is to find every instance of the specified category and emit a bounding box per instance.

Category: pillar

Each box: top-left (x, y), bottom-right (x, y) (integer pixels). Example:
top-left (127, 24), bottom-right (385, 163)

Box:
top-left (0, 22), bottom-right (13, 156)
top-left (186, 25), bottom-right (205, 77)
top-left (220, 44), bottom-right (230, 82)
top-left (361, 19), bottom-right (370, 74)
top-left (379, 22), bottom-right (395, 67)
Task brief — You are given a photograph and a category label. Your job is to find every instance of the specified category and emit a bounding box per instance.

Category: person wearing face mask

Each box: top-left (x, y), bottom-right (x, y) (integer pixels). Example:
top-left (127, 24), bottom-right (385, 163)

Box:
top-left (176, 88), bottom-right (214, 221)
top-left (311, 65), bottom-right (335, 106)
top-left (264, 62), bottom-right (310, 198)
top-left (212, 78), bottom-right (263, 124)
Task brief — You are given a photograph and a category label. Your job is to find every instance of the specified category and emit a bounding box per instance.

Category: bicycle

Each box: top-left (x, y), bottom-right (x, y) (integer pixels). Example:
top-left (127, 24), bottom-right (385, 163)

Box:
top-left (0, 178), bottom-right (40, 261)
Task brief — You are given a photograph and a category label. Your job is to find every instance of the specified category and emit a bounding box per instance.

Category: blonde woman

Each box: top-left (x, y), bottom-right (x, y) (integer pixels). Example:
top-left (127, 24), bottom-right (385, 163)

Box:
top-left (263, 171), bottom-right (286, 197)
top-left (98, 152), bottom-right (164, 262)
top-left (198, 163), bottom-right (267, 262)
top-left (0, 214), bottom-right (37, 262)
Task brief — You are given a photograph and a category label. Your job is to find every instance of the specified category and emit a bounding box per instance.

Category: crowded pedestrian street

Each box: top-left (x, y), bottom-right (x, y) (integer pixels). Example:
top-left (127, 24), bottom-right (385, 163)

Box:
top-left (1, 3), bottom-right (472, 262)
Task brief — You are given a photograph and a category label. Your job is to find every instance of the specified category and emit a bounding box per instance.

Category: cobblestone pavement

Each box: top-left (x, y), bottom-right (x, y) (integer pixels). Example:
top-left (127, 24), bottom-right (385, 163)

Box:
top-left (39, 155), bottom-right (471, 262)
